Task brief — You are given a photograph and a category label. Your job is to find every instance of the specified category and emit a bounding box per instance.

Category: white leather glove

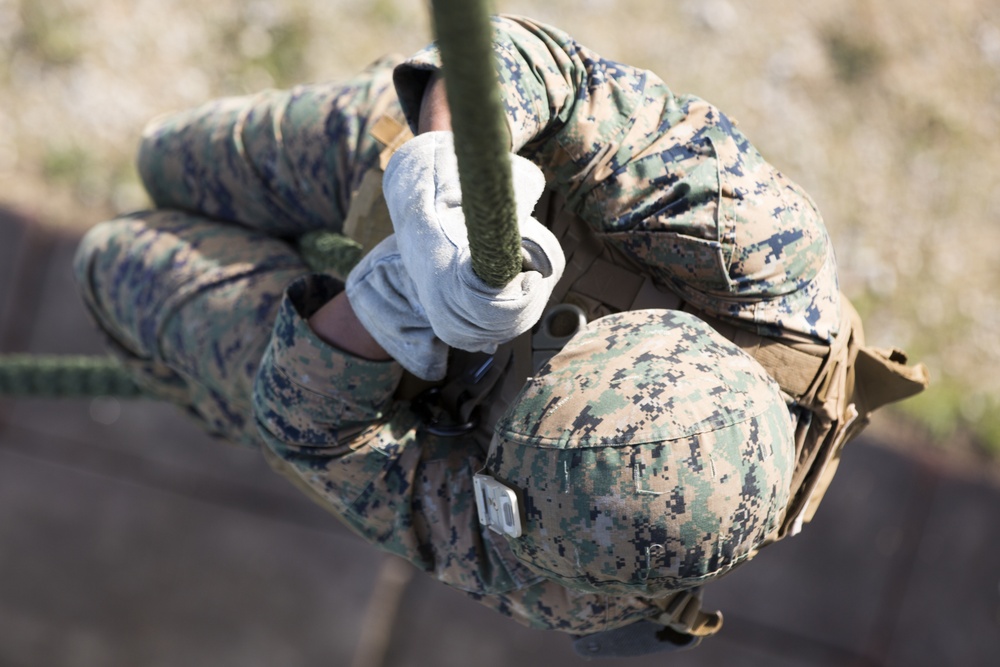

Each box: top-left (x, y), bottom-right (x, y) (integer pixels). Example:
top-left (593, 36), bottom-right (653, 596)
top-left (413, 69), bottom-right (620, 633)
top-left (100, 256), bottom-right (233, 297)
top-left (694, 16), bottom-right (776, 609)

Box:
top-left (382, 131), bottom-right (565, 353)
top-left (345, 235), bottom-right (449, 381)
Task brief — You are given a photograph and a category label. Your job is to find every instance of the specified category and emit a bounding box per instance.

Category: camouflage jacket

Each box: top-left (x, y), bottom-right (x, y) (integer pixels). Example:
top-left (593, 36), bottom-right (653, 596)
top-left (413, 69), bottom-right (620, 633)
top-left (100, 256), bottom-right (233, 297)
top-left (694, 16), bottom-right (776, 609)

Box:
top-left (138, 16), bottom-right (841, 634)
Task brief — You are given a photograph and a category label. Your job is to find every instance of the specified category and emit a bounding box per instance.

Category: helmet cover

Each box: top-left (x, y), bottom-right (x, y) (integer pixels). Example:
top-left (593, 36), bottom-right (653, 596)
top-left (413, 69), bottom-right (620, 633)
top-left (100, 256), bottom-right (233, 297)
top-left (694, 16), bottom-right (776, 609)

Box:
top-left (488, 309), bottom-right (795, 596)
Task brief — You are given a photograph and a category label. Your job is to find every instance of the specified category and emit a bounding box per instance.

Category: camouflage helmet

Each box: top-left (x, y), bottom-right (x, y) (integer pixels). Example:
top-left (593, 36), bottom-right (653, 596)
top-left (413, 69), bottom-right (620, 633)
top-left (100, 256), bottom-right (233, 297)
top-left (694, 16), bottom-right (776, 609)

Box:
top-left (485, 309), bottom-right (795, 597)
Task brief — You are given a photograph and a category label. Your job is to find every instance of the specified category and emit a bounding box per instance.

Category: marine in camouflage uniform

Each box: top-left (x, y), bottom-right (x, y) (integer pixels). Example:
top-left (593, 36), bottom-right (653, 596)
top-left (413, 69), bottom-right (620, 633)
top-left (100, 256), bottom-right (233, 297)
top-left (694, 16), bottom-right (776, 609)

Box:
top-left (75, 16), bottom-right (840, 637)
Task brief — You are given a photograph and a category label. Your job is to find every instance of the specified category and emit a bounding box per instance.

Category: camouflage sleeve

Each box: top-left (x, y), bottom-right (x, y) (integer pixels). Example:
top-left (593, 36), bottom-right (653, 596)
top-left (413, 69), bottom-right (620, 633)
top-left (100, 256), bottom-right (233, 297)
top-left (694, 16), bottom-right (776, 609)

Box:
top-left (136, 56), bottom-right (403, 238)
top-left (252, 275), bottom-right (405, 447)
top-left (395, 15), bottom-right (840, 343)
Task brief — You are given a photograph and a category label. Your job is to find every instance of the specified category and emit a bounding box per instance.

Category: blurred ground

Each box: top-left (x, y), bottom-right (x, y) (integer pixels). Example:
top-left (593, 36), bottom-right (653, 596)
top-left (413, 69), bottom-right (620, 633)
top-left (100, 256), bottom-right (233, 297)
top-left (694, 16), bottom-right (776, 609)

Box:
top-left (1, 213), bottom-right (999, 666)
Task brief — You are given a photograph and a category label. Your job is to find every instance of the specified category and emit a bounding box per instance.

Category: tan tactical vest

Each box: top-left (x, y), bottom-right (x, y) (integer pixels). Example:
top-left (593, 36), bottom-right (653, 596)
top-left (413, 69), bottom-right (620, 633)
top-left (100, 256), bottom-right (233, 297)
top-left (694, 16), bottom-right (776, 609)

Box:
top-left (344, 117), bottom-right (929, 641)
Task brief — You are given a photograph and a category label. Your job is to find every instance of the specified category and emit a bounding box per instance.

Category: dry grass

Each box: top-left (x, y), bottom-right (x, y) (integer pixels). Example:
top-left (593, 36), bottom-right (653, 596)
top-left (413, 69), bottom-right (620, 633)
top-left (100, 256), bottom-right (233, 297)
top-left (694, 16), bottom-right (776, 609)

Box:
top-left (2, 0), bottom-right (998, 459)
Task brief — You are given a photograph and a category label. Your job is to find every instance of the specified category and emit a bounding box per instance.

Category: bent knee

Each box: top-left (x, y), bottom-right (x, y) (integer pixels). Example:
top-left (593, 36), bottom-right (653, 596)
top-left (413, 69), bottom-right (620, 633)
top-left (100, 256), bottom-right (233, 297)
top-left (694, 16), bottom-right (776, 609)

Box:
top-left (74, 218), bottom-right (125, 288)
top-left (73, 212), bottom-right (165, 309)
top-left (74, 214), bottom-right (162, 357)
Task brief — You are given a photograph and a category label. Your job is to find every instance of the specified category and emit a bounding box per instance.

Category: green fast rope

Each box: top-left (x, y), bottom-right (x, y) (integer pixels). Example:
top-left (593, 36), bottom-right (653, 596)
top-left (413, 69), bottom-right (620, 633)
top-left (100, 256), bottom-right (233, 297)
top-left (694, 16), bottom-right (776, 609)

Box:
top-left (431, 0), bottom-right (521, 288)
top-left (0, 354), bottom-right (145, 398)
top-left (297, 230), bottom-right (363, 280)
top-left (0, 0), bottom-right (520, 398)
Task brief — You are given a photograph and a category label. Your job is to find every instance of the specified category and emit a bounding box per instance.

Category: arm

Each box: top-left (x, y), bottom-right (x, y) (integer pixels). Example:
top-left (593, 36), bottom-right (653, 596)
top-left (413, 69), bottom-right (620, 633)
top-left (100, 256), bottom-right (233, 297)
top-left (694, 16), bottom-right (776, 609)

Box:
top-left (394, 15), bottom-right (646, 206)
top-left (137, 59), bottom-right (401, 236)
top-left (396, 15), bottom-right (840, 343)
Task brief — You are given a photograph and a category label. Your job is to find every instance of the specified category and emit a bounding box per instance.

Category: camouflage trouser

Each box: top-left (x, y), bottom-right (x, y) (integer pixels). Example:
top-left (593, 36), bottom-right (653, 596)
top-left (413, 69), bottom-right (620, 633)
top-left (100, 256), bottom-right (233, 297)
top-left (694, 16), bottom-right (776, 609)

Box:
top-left (75, 211), bottom-right (309, 446)
top-left (73, 59), bottom-right (403, 447)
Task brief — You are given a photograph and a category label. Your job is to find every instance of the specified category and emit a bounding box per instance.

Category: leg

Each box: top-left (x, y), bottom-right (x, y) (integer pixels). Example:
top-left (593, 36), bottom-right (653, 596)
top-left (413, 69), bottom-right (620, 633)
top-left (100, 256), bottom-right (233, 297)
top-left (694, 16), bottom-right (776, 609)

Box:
top-left (75, 210), bottom-right (308, 446)
top-left (137, 56), bottom-right (405, 239)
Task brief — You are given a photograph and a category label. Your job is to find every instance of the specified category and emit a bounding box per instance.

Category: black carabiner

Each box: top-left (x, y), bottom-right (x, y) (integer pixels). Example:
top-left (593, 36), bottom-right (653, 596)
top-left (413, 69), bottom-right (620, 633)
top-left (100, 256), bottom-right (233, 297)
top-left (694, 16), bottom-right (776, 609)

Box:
top-left (412, 386), bottom-right (478, 437)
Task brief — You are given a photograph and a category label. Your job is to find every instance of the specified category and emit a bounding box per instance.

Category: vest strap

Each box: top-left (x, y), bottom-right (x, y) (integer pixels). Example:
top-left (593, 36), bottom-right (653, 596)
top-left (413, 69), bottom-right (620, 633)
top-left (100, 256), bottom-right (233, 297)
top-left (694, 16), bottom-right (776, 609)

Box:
top-left (342, 115), bottom-right (415, 254)
top-left (652, 588), bottom-right (724, 637)
top-left (370, 114), bottom-right (414, 169)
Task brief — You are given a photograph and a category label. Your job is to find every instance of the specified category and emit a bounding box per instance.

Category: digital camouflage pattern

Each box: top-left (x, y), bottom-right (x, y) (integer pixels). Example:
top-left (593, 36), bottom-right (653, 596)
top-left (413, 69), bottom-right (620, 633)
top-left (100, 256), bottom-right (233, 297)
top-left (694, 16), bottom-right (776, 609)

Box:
top-left (138, 55), bottom-right (404, 238)
top-left (490, 309), bottom-right (794, 596)
top-left (74, 16), bottom-right (840, 635)
top-left (398, 16), bottom-right (840, 343)
top-left (74, 209), bottom-right (309, 447)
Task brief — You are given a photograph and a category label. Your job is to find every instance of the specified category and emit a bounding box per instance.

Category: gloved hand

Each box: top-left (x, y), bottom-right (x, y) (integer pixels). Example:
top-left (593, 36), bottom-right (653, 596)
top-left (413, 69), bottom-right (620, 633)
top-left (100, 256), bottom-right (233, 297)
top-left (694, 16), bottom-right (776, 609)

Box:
top-left (382, 131), bottom-right (565, 353)
top-left (345, 235), bottom-right (449, 381)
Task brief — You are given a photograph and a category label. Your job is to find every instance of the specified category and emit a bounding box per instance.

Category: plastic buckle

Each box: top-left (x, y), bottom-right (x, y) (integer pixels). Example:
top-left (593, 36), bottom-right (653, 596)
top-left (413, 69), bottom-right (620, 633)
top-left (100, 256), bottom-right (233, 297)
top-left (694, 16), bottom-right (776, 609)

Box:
top-left (412, 386), bottom-right (478, 437)
top-left (473, 473), bottom-right (522, 537)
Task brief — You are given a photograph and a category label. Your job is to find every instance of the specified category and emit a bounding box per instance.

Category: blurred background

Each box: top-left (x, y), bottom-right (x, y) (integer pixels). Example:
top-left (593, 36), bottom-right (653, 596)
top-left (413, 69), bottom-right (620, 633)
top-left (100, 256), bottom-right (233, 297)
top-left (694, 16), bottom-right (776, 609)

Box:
top-left (1, 0), bottom-right (999, 665)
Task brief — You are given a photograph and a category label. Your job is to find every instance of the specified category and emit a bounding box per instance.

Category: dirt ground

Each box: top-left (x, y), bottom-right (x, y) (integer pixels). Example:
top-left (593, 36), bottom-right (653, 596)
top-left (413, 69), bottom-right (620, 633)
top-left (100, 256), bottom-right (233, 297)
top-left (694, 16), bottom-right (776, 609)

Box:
top-left (1, 0), bottom-right (998, 458)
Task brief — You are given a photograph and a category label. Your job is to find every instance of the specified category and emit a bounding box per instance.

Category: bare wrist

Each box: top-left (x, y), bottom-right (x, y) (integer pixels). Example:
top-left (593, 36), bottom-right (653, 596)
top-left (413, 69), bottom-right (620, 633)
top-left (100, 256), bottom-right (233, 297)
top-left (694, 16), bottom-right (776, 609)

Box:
top-left (417, 73), bottom-right (452, 134)
top-left (308, 292), bottom-right (391, 362)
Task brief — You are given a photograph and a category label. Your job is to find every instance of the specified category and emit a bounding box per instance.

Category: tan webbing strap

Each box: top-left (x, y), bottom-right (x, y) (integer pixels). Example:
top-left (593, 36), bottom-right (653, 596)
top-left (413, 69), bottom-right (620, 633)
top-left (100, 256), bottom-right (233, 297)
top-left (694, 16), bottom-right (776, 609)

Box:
top-left (341, 170), bottom-right (394, 253)
top-left (370, 115), bottom-right (414, 170)
top-left (652, 589), bottom-right (724, 638)
top-left (778, 296), bottom-right (864, 536)
top-left (754, 341), bottom-right (829, 401)
top-left (342, 115), bottom-right (414, 254)
top-left (853, 346), bottom-right (929, 415)
top-left (542, 188), bottom-right (573, 240)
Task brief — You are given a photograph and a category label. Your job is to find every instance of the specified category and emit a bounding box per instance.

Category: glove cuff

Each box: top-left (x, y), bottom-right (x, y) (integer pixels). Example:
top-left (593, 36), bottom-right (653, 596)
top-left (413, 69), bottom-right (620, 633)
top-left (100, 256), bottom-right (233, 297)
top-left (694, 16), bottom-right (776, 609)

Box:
top-left (345, 239), bottom-right (449, 381)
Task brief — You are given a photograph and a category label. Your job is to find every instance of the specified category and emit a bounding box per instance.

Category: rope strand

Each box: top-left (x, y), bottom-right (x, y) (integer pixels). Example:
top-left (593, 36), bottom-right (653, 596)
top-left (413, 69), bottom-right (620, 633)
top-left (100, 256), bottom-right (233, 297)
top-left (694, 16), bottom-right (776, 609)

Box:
top-left (431, 0), bottom-right (522, 288)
